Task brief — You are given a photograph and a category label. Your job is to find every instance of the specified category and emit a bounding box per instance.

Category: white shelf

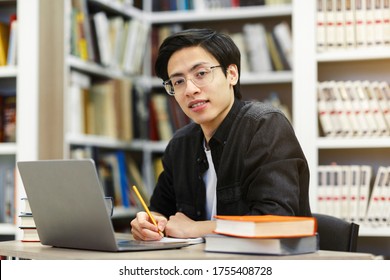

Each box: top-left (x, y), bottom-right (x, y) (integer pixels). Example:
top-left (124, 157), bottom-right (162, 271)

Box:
top-left (0, 223), bottom-right (16, 236)
top-left (112, 206), bottom-right (139, 219)
top-left (66, 134), bottom-right (133, 150)
top-left (147, 4), bottom-right (292, 23)
top-left (66, 134), bottom-right (168, 153)
top-left (317, 48), bottom-right (390, 62)
top-left (0, 143), bottom-right (17, 155)
top-left (67, 56), bottom-right (131, 80)
top-left (240, 71), bottom-right (293, 84)
top-left (90, 0), bottom-right (143, 19)
top-left (130, 139), bottom-right (168, 153)
top-left (317, 137), bottom-right (390, 149)
top-left (0, 66), bottom-right (17, 78)
top-left (359, 226), bottom-right (390, 237)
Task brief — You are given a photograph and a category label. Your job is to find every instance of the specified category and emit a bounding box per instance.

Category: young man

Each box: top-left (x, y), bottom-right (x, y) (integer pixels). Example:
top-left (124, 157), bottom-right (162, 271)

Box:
top-left (130, 29), bottom-right (311, 241)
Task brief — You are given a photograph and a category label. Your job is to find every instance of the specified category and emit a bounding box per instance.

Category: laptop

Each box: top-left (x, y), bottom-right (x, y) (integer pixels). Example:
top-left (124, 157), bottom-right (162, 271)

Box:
top-left (17, 159), bottom-right (190, 252)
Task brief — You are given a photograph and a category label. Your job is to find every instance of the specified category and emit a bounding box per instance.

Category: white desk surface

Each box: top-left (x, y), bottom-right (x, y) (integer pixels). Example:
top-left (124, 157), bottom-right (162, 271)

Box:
top-left (0, 240), bottom-right (379, 260)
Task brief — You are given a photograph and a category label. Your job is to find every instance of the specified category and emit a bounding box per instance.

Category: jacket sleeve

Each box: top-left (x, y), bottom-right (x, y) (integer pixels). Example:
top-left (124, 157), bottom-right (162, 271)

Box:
top-left (242, 111), bottom-right (310, 216)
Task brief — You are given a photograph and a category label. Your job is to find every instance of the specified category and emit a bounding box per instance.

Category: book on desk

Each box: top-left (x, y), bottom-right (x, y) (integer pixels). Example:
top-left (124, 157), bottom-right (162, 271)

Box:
top-left (205, 215), bottom-right (318, 255)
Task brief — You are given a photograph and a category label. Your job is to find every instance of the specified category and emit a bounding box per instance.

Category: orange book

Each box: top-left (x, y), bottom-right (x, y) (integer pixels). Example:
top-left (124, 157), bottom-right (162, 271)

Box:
top-left (214, 215), bottom-right (317, 238)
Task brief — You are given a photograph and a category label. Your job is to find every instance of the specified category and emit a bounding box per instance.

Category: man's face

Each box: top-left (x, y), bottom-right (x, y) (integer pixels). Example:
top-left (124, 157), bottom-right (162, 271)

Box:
top-left (166, 46), bottom-right (238, 135)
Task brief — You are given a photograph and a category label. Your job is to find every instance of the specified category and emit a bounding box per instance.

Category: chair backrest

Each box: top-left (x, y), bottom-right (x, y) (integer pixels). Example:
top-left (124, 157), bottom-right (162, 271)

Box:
top-left (313, 213), bottom-right (360, 252)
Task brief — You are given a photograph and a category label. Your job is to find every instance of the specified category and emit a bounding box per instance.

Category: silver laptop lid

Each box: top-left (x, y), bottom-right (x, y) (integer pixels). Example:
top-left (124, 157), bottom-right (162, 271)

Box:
top-left (17, 159), bottom-right (119, 251)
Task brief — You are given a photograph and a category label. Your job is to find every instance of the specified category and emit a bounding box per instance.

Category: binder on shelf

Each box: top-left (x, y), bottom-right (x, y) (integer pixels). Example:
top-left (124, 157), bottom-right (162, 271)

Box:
top-left (372, 81), bottom-right (390, 133)
top-left (364, 0), bottom-right (375, 47)
top-left (365, 166), bottom-right (388, 226)
top-left (272, 21), bottom-right (293, 69)
top-left (68, 71), bottom-right (91, 136)
top-left (324, 0), bottom-right (336, 50)
top-left (317, 82), bottom-right (336, 137)
top-left (243, 23), bottom-right (273, 73)
top-left (357, 165), bottom-right (372, 223)
top-left (383, 167), bottom-right (390, 226)
top-left (348, 165), bottom-right (361, 223)
top-left (335, 81), bottom-right (360, 137)
top-left (339, 165), bottom-right (351, 222)
top-left (92, 12), bottom-right (112, 66)
top-left (0, 21), bottom-right (10, 66)
top-left (317, 165), bottom-right (328, 215)
top-left (316, 0), bottom-right (327, 52)
top-left (334, 0), bottom-right (345, 49)
top-left (344, 80), bottom-right (370, 137)
top-left (344, 0), bottom-right (356, 48)
top-left (6, 14), bottom-right (17, 66)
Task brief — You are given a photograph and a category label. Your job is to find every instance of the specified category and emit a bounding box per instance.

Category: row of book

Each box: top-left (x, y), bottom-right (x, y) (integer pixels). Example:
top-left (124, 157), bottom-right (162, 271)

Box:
top-left (151, 0), bottom-right (291, 11)
top-left (317, 0), bottom-right (390, 52)
top-left (0, 94), bottom-right (17, 143)
top-left (317, 80), bottom-right (390, 138)
top-left (69, 71), bottom-right (133, 141)
top-left (151, 21), bottom-right (292, 75)
top-left (0, 166), bottom-right (15, 224)
top-left (69, 71), bottom-right (191, 142)
top-left (70, 0), bottom-right (149, 74)
top-left (70, 148), bottom-right (153, 210)
top-left (0, 14), bottom-right (17, 67)
top-left (149, 92), bottom-right (191, 141)
top-left (317, 164), bottom-right (390, 227)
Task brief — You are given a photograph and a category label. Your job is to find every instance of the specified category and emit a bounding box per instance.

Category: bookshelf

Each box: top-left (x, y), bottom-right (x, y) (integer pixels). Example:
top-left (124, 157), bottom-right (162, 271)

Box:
top-left (5, 0), bottom-right (390, 256)
top-left (141, 0), bottom-right (295, 189)
top-left (0, 0), bottom-right (63, 240)
top-left (56, 0), bottom-right (295, 222)
top-left (295, 0), bottom-right (390, 256)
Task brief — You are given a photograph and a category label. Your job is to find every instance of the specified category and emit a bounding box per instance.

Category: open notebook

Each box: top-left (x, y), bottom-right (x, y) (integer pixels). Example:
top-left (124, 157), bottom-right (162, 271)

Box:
top-left (17, 159), bottom-right (201, 252)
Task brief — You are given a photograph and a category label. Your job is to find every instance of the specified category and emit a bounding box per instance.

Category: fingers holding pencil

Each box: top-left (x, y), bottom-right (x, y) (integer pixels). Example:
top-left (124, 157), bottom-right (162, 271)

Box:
top-left (131, 185), bottom-right (166, 240)
top-left (131, 211), bottom-right (167, 241)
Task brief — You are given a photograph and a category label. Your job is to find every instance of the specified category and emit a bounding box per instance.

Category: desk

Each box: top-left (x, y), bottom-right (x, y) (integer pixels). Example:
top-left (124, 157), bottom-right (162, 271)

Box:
top-left (0, 240), bottom-right (379, 260)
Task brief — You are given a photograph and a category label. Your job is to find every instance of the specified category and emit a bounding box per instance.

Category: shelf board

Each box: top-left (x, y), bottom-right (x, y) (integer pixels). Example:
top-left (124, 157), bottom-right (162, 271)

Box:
top-left (0, 223), bottom-right (16, 235)
top-left (112, 206), bottom-right (139, 219)
top-left (130, 139), bottom-right (168, 153)
top-left (317, 48), bottom-right (390, 62)
top-left (66, 134), bottom-right (168, 153)
top-left (359, 226), bottom-right (390, 237)
top-left (317, 137), bottom-right (390, 149)
top-left (67, 56), bottom-right (131, 80)
top-left (66, 134), bottom-right (133, 149)
top-left (89, 0), bottom-right (143, 19)
top-left (0, 66), bottom-right (17, 78)
top-left (0, 142), bottom-right (17, 155)
top-left (147, 4), bottom-right (292, 23)
top-left (240, 71), bottom-right (293, 84)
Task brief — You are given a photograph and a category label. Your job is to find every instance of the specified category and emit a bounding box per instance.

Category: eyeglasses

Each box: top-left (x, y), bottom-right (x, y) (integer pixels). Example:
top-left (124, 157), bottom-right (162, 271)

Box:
top-left (163, 65), bottom-right (222, 96)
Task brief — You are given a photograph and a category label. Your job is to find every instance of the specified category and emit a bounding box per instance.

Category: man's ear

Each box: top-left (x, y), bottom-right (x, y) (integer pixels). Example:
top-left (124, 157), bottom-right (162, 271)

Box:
top-left (227, 64), bottom-right (239, 85)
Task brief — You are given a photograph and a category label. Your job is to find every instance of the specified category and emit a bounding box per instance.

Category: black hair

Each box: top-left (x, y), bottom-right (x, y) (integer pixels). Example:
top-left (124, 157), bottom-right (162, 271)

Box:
top-left (155, 28), bottom-right (242, 99)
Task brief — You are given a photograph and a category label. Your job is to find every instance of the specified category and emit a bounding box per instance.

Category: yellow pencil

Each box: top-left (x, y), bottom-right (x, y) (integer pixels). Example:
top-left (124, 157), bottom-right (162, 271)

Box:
top-left (132, 185), bottom-right (163, 236)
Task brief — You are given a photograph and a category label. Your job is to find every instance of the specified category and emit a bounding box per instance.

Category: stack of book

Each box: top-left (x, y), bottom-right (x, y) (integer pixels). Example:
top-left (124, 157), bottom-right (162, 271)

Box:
top-left (19, 198), bottom-right (39, 242)
top-left (205, 215), bottom-right (318, 255)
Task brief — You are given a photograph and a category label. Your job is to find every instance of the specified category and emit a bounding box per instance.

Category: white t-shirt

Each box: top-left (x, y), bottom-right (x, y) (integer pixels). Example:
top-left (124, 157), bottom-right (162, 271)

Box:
top-left (203, 147), bottom-right (217, 220)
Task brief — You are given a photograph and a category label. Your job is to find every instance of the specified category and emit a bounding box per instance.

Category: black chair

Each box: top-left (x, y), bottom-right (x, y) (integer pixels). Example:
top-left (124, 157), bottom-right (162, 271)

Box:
top-left (313, 213), bottom-right (360, 252)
